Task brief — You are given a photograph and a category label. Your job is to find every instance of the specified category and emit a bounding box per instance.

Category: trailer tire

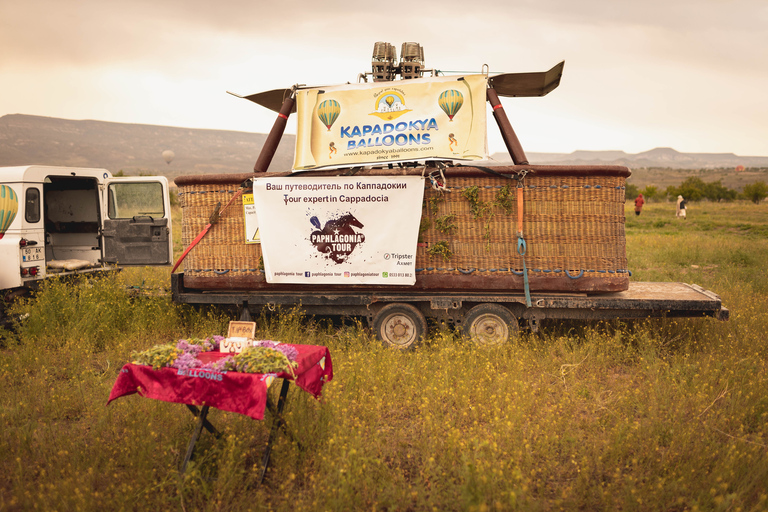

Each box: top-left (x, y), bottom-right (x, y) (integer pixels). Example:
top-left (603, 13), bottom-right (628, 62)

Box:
top-left (463, 303), bottom-right (518, 345)
top-left (373, 303), bottom-right (426, 350)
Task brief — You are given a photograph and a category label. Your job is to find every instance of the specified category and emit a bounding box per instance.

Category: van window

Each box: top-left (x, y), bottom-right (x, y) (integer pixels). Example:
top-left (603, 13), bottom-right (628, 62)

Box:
top-left (25, 187), bottom-right (41, 223)
top-left (108, 182), bottom-right (165, 219)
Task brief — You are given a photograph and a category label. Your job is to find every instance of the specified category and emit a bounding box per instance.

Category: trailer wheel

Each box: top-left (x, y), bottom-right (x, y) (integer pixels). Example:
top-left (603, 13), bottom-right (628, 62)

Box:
top-left (463, 304), bottom-right (518, 345)
top-left (373, 303), bottom-right (426, 350)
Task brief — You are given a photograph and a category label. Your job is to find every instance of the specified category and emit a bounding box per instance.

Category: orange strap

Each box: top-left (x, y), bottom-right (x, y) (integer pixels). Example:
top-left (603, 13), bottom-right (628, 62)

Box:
top-left (516, 185), bottom-right (524, 235)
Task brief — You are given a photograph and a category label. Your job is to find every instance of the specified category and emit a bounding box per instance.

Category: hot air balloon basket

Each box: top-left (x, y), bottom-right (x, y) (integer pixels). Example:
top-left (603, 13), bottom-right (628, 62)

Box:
top-left (175, 165), bottom-right (630, 293)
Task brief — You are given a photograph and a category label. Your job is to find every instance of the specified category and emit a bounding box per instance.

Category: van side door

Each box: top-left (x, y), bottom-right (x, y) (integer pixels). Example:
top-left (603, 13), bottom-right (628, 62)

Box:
top-left (102, 177), bottom-right (173, 265)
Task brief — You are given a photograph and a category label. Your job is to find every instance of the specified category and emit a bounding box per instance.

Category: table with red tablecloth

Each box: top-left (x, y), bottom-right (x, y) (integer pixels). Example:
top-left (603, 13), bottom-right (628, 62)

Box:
top-left (107, 343), bottom-right (333, 477)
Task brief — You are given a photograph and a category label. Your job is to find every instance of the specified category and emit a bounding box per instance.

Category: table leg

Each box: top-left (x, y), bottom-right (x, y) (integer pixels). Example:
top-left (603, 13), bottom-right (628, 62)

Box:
top-left (181, 404), bottom-right (210, 474)
top-left (259, 379), bottom-right (291, 484)
top-left (265, 392), bottom-right (299, 446)
top-left (185, 404), bottom-right (221, 437)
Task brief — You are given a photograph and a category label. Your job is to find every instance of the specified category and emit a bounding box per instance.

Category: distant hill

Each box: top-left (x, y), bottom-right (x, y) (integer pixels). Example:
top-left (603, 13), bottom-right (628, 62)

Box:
top-left (2, 114), bottom-right (766, 189)
top-left (0, 114), bottom-right (296, 180)
top-left (491, 147), bottom-right (768, 169)
top-left (490, 148), bottom-right (768, 192)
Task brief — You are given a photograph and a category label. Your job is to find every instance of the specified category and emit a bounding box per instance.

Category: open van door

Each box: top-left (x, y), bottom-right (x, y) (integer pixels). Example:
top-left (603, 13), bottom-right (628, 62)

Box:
top-left (102, 177), bottom-right (173, 265)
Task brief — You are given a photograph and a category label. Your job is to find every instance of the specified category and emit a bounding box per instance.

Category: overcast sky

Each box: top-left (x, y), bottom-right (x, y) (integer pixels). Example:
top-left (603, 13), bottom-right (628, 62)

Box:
top-left (1, 0), bottom-right (766, 156)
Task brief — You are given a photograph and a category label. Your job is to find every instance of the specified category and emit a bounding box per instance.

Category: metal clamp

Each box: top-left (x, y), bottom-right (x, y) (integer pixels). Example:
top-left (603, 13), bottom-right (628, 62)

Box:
top-left (514, 168), bottom-right (529, 188)
top-left (424, 163), bottom-right (450, 192)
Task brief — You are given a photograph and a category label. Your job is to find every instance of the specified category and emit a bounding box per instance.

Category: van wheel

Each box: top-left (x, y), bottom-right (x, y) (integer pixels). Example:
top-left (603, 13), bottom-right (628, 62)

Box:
top-left (373, 303), bottom-right (426, 350)
top-left (463, 304), bottom-right (518, 345)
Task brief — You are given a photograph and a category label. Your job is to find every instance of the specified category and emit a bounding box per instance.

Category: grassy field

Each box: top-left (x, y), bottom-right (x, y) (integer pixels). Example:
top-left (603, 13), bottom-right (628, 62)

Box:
top-left (1, 201), bottom-right (767, 511)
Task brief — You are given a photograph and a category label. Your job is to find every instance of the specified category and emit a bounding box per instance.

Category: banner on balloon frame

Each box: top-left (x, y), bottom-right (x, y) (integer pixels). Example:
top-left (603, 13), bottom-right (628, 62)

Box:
top-left (292, 75), bottom-right (488, 171)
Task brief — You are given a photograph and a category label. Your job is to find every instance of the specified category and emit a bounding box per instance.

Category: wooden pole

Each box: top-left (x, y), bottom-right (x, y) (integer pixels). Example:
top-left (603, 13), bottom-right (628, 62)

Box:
top-left (253, 93), bottom-right (296, 173)
top-left (486, 87), bottom-right (529, 165)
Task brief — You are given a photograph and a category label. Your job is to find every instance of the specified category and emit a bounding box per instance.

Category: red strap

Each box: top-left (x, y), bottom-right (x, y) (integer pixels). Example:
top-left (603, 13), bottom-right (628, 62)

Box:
top-left (278, 113), bottom-right (289, 120)
top-left (493, 104), bottom-right (504, 111)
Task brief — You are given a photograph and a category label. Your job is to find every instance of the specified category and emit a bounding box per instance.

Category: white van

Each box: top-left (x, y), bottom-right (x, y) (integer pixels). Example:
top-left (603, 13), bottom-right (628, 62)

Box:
top-left (0, 165), bottom-right (173, 296)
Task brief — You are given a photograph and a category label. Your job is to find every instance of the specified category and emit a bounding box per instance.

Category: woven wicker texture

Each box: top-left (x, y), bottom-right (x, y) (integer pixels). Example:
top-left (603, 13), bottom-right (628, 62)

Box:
top-left (179, 184), bottom-right (265, 280)
top-left (177, 169), bottom-right (628, 287)
top-left (417, 175), bottom-right (627, 277)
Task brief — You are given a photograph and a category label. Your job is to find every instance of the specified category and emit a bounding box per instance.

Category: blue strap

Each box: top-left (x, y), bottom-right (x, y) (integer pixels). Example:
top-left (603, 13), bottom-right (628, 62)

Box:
top-left (517, 236), bottom-right (532, 307)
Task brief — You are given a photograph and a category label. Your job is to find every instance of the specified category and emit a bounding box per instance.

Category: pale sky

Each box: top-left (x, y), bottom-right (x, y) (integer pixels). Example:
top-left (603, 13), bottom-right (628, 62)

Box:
top-left (1, 0), bottom-right (766, 156)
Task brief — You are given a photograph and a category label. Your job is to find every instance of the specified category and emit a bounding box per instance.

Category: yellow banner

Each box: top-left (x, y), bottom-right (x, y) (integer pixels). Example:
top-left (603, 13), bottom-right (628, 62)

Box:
top-left (293, 75), bottom-right (488, 171)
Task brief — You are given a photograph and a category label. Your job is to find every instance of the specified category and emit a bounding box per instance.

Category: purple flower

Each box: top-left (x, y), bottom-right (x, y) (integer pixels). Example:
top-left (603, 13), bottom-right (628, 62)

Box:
top-left (172, 351), bottom-right (202, 371)
top-left (208, 356), bottom-right (236, 372)
top-left (176, 340), bottom-right (203, 357)
top-left (252, 340), bottom-right (298, 362)
top-left (211, 335), bottom-right (225, 350)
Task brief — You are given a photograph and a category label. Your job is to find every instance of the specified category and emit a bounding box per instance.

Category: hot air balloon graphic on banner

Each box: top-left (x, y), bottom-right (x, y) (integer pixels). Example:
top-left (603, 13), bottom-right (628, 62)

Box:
top-left (438, 89), bottom-right (464, 121)
top-left (317, 99), bottom-right (341, 131)
top-left (0, 185), bottom-right (19, 239)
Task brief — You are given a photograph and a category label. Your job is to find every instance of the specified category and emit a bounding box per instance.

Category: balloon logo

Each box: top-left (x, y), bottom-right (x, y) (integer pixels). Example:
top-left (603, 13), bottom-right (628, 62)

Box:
top-left (162, 150), bottom-right (175, 165)
top-left (438, 89), bottom-right (464, 121)
top-left (317, 99), bottom-right (341, 131)
top-left (0, 185), bottom-right (19, 240)
top-left (386, 96), bottom-right (394, 108)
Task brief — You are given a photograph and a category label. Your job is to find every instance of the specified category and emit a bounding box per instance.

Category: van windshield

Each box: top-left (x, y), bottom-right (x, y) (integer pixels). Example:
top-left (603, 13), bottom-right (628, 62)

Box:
top-left (108, 182), bottom-right (165, 219)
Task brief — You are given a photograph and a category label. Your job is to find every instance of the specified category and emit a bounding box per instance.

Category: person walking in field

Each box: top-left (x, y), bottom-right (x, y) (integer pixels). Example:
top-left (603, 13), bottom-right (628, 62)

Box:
top-left (634, 194), bottom-right (645, 216)
top-left (676, 195), bottom-right (687, 219)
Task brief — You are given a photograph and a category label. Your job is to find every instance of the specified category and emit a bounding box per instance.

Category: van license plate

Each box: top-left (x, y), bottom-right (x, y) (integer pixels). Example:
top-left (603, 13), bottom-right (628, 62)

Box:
top-left (21, 247), bottom-right (44, 262)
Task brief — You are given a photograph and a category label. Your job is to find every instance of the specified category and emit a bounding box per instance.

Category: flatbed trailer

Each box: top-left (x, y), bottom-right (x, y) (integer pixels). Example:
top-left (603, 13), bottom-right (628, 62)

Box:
top-left (169, 54), bottom-right (733, 348)
top-left (171, 273), bottom-right (729, 348)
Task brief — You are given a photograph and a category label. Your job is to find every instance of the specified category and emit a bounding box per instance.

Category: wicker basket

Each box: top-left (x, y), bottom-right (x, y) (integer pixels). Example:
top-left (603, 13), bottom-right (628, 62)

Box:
top-left (175, 165), bottom-right (630, 293)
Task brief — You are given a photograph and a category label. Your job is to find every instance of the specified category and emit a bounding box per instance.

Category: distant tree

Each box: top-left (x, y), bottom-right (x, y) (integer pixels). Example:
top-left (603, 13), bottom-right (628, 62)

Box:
top-left (114, 170), bottom-right (126, 177)
top-left (703, 180), bottom-right (738, 201)
top-left (667, 177), bottom-right (706, 201)
top-left (641, 185), bottom-right (660, 202)
top-left (625, 183), bottom-right (640, 201)
top-left (743, 181), bottom-right (768, 204)
top-left (666, 176), bottom-right (738, 202)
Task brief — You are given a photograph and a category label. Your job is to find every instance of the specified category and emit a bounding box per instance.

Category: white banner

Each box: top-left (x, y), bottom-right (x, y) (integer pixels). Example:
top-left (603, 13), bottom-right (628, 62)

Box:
top-left (253, 176), bottom-right (425, 285)
top-left (293, 75), bottom-right (488, 171)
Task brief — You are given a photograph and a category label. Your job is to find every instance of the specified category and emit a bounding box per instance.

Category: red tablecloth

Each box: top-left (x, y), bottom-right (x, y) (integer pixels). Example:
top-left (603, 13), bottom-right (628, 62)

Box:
top-left (107, 344), bottom-right (333, 420)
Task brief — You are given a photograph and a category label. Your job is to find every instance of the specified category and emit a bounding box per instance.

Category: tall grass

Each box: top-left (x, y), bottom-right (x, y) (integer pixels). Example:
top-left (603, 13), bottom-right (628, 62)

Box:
top-left (1, 201), bottom-right (767, 511)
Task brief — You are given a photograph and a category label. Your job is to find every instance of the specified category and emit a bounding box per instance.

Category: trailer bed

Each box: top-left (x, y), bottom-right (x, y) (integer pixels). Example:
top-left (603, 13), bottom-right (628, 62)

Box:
top-left (171, 274), bottom-right (728, 325)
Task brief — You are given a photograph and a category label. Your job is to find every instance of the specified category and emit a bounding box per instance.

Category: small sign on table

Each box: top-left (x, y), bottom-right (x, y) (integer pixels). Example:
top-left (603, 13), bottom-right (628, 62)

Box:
top-left (221, 321), bottom-right (256, 353)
